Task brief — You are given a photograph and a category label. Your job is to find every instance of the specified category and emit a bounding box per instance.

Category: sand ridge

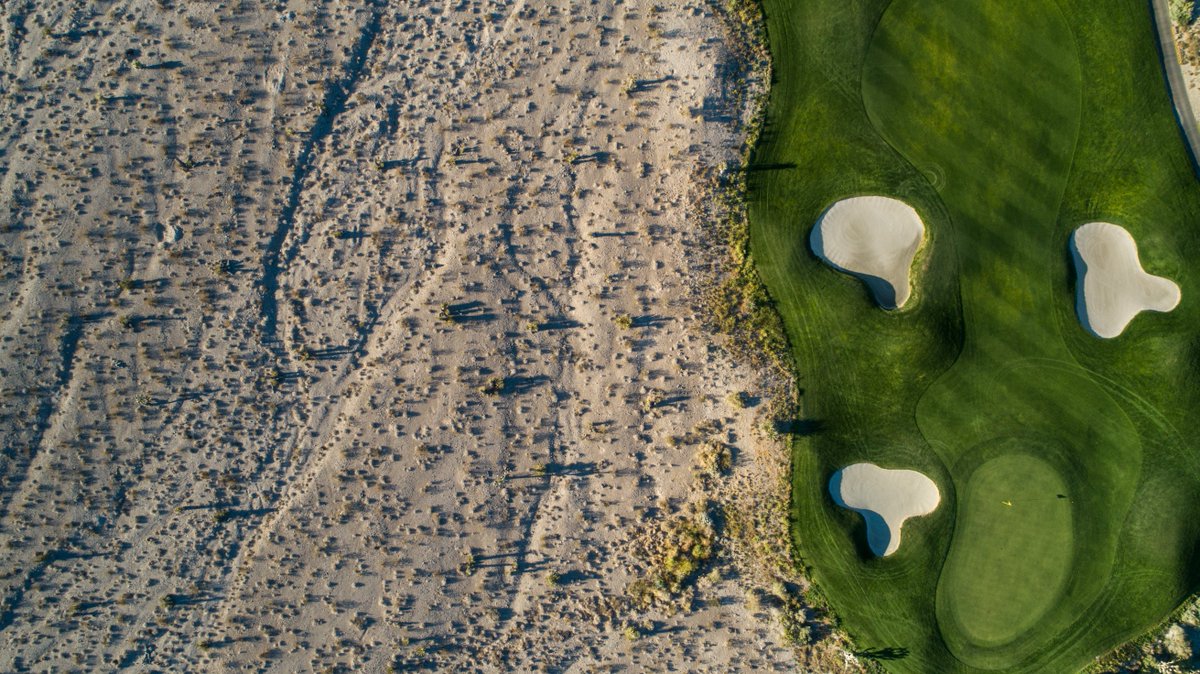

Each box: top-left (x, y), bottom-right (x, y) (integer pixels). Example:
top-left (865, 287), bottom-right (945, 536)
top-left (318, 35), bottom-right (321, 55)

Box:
top-left (1071, 222), bottom-right (1180, 338)
top-left (810, 196), bottom-right (926, 309)
top-left (830, 463), bottom-right (940, 557)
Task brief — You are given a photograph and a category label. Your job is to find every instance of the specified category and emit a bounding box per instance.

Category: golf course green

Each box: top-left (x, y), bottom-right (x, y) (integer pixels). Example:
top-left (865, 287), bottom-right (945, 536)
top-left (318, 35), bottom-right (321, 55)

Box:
top-left (749, 0), bottom-right (1200, 671)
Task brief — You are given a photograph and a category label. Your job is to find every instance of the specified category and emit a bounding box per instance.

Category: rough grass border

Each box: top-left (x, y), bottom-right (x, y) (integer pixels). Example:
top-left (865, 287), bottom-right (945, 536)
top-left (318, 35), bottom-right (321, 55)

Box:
top-left (1086, 593), bottom-right (1200, 673)
top-left (695, 1), bottom-right (872, 670)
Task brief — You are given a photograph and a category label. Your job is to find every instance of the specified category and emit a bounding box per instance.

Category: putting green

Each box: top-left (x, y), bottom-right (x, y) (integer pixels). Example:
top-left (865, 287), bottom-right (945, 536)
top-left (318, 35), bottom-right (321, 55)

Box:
top-left (750, 0), bottom-right (1200, 671)
top-left (938, 450), bottom-right (1074, 657)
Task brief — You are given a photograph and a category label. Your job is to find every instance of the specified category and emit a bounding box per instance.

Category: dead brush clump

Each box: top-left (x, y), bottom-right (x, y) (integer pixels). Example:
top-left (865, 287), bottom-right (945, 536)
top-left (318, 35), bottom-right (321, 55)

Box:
top-left (1176, 13), bottom-right (1200, 65)
top-left (693, 440), bottom-right (732, 480)
top-left (627, 502), bottom-right (717, 608)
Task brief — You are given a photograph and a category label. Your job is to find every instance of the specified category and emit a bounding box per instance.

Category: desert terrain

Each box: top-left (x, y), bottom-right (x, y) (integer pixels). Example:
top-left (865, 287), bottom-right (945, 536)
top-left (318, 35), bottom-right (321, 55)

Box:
top-left (0, 0), bottom-right (848, 672)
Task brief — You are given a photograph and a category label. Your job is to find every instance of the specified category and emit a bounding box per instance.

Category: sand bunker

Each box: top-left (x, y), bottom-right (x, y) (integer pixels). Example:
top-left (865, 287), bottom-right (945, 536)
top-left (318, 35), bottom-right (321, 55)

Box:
top-left (830, 463), bottom-right (940, 557)
top-left (810, 196), bottom-right (926, 309)
top-left (1071, 222), bottom-right (1180, 338)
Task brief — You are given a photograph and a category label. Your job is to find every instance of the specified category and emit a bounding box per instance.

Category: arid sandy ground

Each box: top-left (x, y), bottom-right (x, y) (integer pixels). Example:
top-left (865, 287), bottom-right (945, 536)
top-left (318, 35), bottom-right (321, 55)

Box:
top-left (0, 1), bottom-right (829, 672)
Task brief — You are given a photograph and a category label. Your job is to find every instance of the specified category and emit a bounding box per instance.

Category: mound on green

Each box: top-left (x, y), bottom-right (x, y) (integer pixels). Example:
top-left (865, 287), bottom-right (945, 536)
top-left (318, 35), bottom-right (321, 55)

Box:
top-left (749, 0), bottom-right (1200, 671)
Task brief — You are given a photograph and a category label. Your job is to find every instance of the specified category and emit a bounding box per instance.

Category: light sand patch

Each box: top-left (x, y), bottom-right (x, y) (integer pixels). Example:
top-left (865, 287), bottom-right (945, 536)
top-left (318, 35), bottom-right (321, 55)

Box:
top-left (830, 463), bottom-right (940, 557)
top-left (810, 196), bottom-right (926, 309)
top-left (1071, 222), bottom-right (1180, 338)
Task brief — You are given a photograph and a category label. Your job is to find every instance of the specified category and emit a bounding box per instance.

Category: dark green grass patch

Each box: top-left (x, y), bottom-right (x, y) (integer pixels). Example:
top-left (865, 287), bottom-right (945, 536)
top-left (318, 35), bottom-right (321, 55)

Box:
top-left (751, 0), bottom-right (1200, 671)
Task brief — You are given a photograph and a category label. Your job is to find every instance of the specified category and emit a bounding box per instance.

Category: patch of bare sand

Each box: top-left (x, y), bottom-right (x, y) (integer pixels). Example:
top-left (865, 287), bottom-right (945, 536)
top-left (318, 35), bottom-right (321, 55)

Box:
top-left (830, 463), bottom-right (940, 557)
top-left (0, 1), bottom-right (832, 672)
top-left (811, 196), bottom-right (925, 309)
top-left (1071, 222), bottom-right (1180, 339)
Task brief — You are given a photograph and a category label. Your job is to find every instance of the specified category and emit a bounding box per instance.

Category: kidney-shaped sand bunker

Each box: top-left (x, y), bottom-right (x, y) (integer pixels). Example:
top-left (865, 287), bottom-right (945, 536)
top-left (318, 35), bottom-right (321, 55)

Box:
top-left (1071, 222), bottom-right (1180, 338)
top-left (830, 462), bottom-right (940, 557)
top-left (811, 196), bottom-right (926, 309)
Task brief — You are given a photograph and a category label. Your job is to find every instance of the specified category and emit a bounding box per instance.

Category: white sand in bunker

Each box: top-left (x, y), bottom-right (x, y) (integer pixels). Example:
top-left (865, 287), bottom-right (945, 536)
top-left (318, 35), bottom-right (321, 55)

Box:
top-left (830, 463), bottom-right (940, 557)
top-left (810, 196), bottom-right (926, 309)
top-left (1071, 222), bottom-right (1180, 338)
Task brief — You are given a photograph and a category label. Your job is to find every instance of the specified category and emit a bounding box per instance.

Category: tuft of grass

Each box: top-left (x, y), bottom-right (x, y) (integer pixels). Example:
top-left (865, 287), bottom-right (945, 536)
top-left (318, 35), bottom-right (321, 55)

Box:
top-left (1170, 0), bottom-right (1194, 25)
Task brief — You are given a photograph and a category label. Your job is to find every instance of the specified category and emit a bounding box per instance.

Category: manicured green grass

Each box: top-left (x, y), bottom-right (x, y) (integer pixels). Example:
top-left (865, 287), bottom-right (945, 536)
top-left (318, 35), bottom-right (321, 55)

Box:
top-left (938, 452), bottom-right (1073, 650)
top-left (750, 0), bottom-right (1200, 671)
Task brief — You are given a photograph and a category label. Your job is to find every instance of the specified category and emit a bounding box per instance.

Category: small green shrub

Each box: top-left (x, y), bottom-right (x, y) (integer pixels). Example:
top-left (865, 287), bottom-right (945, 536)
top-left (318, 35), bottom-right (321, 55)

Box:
top-left (727, 391), bottom-right (749, 408)
top-left (630, 509), bottom-right (717, 607)
top-left (1171, 0), bottom-right (1194, 25)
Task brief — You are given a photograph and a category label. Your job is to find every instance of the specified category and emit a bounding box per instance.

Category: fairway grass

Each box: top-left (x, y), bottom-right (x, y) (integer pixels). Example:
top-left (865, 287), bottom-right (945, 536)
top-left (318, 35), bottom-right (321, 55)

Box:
top-left (751, 0), bottom-right (1200, 671)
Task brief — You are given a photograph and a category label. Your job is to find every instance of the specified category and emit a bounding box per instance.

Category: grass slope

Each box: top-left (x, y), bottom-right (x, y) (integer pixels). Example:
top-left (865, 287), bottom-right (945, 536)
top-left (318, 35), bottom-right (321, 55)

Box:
top-left (749, 0), bottom-right (1200, 671)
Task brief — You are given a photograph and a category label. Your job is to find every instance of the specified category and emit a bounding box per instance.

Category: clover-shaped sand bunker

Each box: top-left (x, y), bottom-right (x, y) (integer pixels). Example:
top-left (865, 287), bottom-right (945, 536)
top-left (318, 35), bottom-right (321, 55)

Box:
top-left (1071, 222), bottom-right (1180, 339)
top-left (830, 463), bottom-right (940, 557)
top-left (811, 196), bottom-right (925, 309)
